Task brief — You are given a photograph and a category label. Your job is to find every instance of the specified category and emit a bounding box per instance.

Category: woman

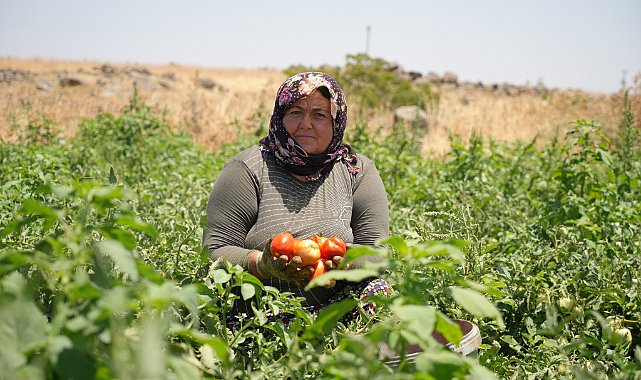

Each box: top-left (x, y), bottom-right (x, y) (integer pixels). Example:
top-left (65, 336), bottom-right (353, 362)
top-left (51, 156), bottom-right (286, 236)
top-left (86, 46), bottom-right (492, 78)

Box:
top-left (203, 72), bottom-right (390, 323)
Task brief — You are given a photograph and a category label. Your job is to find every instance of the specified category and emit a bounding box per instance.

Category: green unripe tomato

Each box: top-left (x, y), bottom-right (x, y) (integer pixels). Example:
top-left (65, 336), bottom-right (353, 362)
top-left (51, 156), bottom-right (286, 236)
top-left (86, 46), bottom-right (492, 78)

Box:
top-left (559, 297), bottom-right (574, 310)
top-left (614, 328), bottom-right (632, 343)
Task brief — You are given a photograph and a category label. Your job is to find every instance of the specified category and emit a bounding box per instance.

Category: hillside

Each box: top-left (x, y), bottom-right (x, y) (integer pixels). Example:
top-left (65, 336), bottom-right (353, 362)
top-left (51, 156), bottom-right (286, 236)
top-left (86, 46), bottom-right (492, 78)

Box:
top-left (1, 57), bottom-right (638, 156)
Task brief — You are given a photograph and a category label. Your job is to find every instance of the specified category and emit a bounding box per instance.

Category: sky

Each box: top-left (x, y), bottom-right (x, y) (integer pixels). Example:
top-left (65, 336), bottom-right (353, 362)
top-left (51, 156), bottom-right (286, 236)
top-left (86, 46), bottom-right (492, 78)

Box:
top-left (1, 0), bottom-right (640, 94)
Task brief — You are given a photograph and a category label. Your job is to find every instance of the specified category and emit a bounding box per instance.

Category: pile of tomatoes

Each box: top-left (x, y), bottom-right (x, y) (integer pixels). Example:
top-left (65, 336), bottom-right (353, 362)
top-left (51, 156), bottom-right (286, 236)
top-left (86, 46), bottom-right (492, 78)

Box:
top-left (270, 233), bottom-right (347, 280)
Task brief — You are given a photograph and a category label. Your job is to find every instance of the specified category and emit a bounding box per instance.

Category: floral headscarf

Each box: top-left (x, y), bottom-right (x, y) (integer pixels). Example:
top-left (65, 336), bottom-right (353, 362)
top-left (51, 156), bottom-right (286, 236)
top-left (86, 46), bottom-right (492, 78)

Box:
top-left (259, 72), bottom-right (359, 181)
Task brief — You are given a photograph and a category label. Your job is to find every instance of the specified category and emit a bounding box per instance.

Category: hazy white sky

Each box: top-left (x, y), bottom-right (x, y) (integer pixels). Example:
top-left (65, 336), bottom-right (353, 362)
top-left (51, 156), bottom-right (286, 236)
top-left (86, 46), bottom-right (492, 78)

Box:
top-left (1, 0), bottom-right (640, 93)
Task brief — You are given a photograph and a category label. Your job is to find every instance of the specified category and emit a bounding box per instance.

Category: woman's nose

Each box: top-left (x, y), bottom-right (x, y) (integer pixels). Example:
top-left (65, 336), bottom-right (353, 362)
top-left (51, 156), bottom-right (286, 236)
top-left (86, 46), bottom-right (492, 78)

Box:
top-left (300, 113), bottom-right (312, 128)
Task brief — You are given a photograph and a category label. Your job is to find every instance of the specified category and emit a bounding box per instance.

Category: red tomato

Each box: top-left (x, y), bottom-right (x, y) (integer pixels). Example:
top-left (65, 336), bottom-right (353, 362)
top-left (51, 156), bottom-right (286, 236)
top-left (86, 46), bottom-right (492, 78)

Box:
top-left (310, 235), bottom-right (328, 247)
top-left (321, 237), bottom-right (347, 260)
top-left (270, 232), bottom-right (295, 259)
top-left (292, 239), bottom-right (321, 266)
top-left (309, 260), bottom-right (328, 280)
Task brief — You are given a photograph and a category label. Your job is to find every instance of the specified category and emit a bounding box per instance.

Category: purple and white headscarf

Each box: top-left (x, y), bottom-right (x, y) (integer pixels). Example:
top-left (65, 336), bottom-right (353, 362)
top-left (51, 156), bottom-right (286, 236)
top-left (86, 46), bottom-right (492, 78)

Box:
top-left (259, 72), bottom-right (359, 181)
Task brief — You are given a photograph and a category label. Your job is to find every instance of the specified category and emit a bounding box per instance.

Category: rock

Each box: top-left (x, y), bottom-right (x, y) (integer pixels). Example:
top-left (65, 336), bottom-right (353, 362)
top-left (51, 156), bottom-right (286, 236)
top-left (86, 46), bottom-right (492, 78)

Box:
top-left (36, 79), bottom-right (53, 91)
top-left (443, 71), bottom-right (458, 84)
top-left (395, 71), bottom-right (412, 81)
top-left (60, 76), bottom-right (85, 87)
top-left (126, 67), bottom-right (151, 77)
top-left (426, 72), bottom-right (441, 83)
top-left (158, 79), bottom-right (175, 91)
top-left (78, 68), bottom-right (100, 75)
top-left (96, 77), bottom-right (108, 86)
top-left (408, 71), bottom-right (423, 80)
top-left (0, 69), bottom-right (33, 84)
top-left (412, 77), bottom-right (432, 87)
top-left (393, 105), bottom-right (429, 130)
top-left (196, 77), bottom-right (218, 90)
top-left (161, 71), bottom-right (175, 80)
top-left (100, 65), bottom-right (119, 75)
top-left (388, 62), bottom-right (400, 71)
top-left (134, 78), bottom-right (157, 92)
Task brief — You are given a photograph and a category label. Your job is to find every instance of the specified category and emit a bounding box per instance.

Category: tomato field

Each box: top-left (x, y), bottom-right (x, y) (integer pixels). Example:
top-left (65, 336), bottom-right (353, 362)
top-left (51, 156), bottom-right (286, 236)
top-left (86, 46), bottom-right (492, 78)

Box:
top-left (1, 90), bottom-right (640, 379)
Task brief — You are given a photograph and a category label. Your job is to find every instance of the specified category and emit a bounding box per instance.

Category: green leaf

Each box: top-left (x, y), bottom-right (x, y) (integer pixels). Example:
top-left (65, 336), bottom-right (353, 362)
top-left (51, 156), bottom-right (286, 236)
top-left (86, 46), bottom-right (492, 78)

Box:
top-left (450, 287), bottom-right (504, 328)
top-left (0, 299), bottom-right (48, 357)
top-left (341, 245), bottom-right (381, 266)
top-left (97, 239), bottom-right (140, 282)
top-left (109, 165), bottom-right (117, 184)
top-left (380, 236), bottom-right (408, 256)
top-left (417, 243), bottom-right (466, 263)
top-left (213, 269), bottom-right (232, 284)
top-left (115, 215), bottom-right (158, 238)
top-left (435, 312), bottom-right (462, 347)
top-left (99, 226), bottom-right (137, 250)
top-left (597, 148), bottom-right (612, 166)
top-left (55, 348), bottom-right (96, 380)
top-left (304, 299), bottom-right (358, 339)
top-left (413, 349), bottom-right (465, 379)
top-left (389, 304), bottom-right (436, 342)
top-left (240, 283), bottom-right (255, 300)
top-left (305, 268), bottom-right (379, 290)
top-left (461, 279), bottom-right (507, 297)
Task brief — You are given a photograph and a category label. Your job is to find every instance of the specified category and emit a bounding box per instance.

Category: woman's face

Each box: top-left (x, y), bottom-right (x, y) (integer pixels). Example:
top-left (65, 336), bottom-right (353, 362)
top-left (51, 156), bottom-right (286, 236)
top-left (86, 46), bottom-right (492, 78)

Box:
top-left (282, 90), bottom-right (333, 154)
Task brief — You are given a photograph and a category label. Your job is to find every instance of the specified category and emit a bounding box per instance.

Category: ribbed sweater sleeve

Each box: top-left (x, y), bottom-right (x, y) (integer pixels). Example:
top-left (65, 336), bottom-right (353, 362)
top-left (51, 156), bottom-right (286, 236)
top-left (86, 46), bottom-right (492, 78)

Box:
top-left (203, 158), bottom-right (259, 270)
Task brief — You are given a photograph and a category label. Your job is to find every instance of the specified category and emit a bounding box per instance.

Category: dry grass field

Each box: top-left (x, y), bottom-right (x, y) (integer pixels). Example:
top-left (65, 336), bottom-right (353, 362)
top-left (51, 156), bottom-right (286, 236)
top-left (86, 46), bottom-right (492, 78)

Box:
top-left (1, 57), bottom-right (639, 156)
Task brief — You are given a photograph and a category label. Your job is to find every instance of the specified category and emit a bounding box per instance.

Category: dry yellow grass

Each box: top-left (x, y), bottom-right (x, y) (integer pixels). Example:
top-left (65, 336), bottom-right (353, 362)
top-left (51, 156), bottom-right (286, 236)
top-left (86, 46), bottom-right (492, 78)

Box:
top-left (0, 57), bottom-right (286, 148)
top-left (1, 57), bottom-right (639, 157)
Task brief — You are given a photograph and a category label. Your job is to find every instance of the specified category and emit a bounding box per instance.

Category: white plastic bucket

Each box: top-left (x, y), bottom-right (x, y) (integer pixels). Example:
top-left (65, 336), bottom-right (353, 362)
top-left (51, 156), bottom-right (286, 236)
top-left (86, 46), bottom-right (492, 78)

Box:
top-left (379, 319), bottom-right (482, 368)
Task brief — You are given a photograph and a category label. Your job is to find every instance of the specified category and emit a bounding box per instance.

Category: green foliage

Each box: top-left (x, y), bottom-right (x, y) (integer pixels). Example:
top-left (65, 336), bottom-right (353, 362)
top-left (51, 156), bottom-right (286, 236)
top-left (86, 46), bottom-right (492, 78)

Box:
top-left (8, 109), bottom-right (62, 146)
top-left (285, 53), bottom-right (439, 114)
top-left (2, 91), bottom-right (641, 379)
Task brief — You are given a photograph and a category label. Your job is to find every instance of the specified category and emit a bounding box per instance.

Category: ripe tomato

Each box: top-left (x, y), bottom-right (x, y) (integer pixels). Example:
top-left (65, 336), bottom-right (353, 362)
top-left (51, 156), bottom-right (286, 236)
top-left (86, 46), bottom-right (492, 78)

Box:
top-left (292, 239), bottom-right (321, 266)
top-left (320, 237), bottom-right (346, 260)
top-left (309, 260), bottom-right (328, 280)
top-left (310, 235), bottom-right (328, 247)
top-left (270, 232), bottom-right (295, 259)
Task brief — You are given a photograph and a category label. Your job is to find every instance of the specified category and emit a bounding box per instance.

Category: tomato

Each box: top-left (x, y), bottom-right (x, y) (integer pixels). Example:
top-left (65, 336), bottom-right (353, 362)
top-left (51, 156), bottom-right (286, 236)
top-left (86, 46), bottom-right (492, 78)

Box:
top-left (310, 235), bottom-right (328, 247)
top-left (309, 260), bottom-right (328, 280)
top-left (292, 239), bottom-right (321, 266)
top-left (615, 328), bottom-right (632, 343)
top-left (270, 232), bottom-right (295, 259)
top-left (320, 237), bottom-right (346, 260)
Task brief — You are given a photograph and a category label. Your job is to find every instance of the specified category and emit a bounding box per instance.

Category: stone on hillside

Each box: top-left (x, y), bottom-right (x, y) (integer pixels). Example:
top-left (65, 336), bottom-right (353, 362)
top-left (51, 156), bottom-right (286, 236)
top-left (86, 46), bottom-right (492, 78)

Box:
top-left (161, 71), bottom-right (175, 80)
top-left (443, 71), bottom-right (458, 84)
top-left (100, 65), bottom-right (118, 75)
top-left (408, 71), bottom-right (423, 80)
top-left (0, 69), bottom-right (33, 84)
top-left (158, 79), bottom-right (175, 91)
top-left (412, 77), bottom-right (432, 87)
top-left (134, 78), bottom-right (157, 92)
top-left (96, 77), bottom-right (108, 86)
top-left (426, 72), bottom-right (441, 83)
top-left (126, 67), bottom-right (151, 76)
top-left (36, 79), bottom-right (53, 91)
top-left (394, 105), bottom-right (429, 130)
top-left (196, 77), bottom-right (218, 90)
top-left (60, 76), bottom-right (85, 87)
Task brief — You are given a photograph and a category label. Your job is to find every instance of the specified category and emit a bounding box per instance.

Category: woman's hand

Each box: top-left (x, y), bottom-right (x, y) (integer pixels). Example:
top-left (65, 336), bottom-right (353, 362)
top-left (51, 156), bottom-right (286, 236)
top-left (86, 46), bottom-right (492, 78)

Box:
top-left (320, 243), bottom-right (353, 288)
top-left (252, 239), bottom-right (314, 287)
